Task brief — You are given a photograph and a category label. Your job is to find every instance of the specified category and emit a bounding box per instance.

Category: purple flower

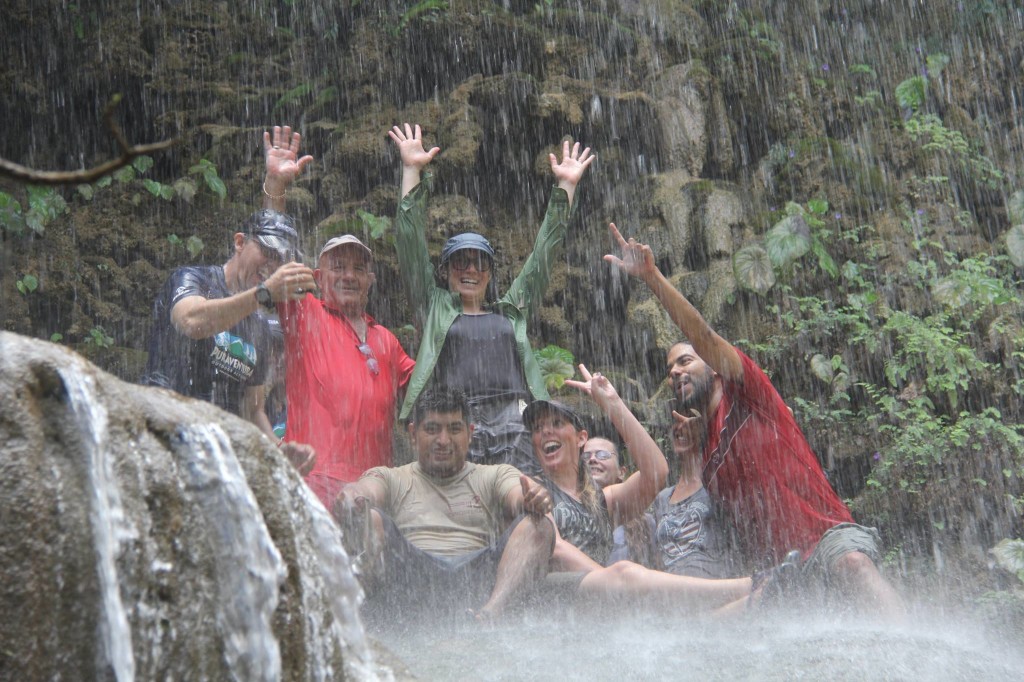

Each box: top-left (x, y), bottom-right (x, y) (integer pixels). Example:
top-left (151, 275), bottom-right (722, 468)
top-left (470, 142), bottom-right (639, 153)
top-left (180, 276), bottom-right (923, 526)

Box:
top-left (821, 63), bottom-right (830, 72)
top-left (916, 209), bottom-right (925, 215)
top-left (788, 149), bottom-right (796, 158)
top-left (873, 452), bottom-right (881, 461)
top-left (834, 213), bottom-right (842, 220)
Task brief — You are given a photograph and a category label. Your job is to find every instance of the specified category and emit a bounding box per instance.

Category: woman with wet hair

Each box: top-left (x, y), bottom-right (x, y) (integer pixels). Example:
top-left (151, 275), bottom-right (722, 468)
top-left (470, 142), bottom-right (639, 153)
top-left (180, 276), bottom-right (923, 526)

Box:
top-left (389, 123), bottom-right (594, 475)
top-left (525, 367), bottom-right (794, 613)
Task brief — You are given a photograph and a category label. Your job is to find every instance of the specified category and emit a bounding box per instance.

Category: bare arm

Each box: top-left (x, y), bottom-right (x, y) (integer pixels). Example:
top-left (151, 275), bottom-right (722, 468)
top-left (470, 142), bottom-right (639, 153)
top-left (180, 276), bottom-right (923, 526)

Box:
top-left (337, 477), bottom-right (387, 510)
top-left (170, 261), bottom-right (314, 339)
top-left (261, 125), bottom-right (313, 212)
top-left (241, 385), bottom-right (275, 438)
top-left (388, 123), bottom-right (440, 199)
top-left (564, 364), bottom-right (669, 522)
top-left (604, 222), bottom-right (743, 383)
top-left (170, 291), bottom-right (261, 340)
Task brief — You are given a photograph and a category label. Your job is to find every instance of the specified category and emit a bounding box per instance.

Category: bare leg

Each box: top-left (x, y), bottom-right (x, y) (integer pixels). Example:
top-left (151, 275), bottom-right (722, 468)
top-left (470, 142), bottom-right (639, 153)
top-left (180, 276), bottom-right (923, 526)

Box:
top-left (830, 550), bottom-right (906, 620)
top-left (476, 515), bottom-right (555, 618)
top-left (578, 560), bottom-right (752, 612)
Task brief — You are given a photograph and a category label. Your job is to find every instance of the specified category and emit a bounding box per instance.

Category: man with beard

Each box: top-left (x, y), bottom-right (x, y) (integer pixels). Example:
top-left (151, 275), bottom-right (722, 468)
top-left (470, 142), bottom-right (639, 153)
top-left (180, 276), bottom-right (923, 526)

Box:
top-left (604, 223), bottom-right (904, 617)
top-left (333, 387), bottom-right (555, 620)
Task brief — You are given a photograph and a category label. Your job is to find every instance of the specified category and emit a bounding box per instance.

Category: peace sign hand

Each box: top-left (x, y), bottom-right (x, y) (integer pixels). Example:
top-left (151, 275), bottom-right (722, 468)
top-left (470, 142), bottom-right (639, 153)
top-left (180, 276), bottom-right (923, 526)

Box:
top-left (603, 222), bottom-right (658, 280)
top-left (564, 363), bottom-right (619, 412)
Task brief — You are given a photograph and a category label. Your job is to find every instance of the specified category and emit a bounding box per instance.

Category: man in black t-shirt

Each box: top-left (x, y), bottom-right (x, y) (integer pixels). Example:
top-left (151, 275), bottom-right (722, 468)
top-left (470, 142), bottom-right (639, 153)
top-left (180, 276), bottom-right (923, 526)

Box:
top-left (142, 209), bottom-right (315, 435)
top-left (142, 125), bottom-right (322, 475)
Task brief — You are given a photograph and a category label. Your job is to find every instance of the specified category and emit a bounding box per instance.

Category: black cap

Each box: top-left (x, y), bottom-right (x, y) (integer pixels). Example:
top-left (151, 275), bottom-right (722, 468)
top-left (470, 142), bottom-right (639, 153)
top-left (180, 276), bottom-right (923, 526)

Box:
top-left (522, 400), bottom-right (584, 431)
top-left (244, 210), bottom-right (301, 261)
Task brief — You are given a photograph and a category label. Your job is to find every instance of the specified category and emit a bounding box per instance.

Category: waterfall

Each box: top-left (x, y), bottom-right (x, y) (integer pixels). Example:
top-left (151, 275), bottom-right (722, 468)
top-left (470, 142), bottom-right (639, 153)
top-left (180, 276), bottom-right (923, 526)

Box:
top-left (61, 362), bottom-right (137, 682)
top-left (288, 474), bottom-right (380, 680)
top-left (172, 424), bottom-right (287, 681)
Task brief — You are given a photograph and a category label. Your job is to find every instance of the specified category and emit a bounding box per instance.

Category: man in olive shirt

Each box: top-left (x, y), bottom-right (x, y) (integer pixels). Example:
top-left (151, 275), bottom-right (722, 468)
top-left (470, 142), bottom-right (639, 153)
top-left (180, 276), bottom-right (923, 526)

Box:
top-left (335, 387), bottom-right (554, 619)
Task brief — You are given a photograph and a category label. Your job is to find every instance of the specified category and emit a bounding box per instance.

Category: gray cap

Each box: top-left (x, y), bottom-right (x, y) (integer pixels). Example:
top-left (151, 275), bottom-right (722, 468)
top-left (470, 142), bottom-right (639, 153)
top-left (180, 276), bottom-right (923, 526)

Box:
top-left (318, 234), bottom-right (373, 262)
top-left (440, 232), bottom-right (495, 264)
top-left (522, 400), bottom-right (584, 432)
top-left (245, 210), bottom-right (301, 260)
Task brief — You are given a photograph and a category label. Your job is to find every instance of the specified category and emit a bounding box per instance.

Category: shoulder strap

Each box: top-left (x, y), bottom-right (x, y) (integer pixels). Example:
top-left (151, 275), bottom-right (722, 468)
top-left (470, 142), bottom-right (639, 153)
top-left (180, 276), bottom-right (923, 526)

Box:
top-left (702, 399), bottom-right (753, 487)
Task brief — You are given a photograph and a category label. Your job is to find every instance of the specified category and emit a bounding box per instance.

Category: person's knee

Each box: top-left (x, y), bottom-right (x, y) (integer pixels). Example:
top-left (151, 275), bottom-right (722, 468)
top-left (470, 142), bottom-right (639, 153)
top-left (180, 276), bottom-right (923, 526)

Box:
top-left (831, 550), bottom-right (878, 582)
top-left (510, 513), bottom-right (556, 548)
top-left (597, 560), bottom-right (645, 589)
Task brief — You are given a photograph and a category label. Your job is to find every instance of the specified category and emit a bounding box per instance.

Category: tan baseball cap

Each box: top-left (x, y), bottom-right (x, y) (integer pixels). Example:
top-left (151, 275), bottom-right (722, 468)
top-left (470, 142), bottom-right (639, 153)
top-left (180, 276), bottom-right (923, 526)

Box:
top-left (318, 234), bottom-right (372, 261)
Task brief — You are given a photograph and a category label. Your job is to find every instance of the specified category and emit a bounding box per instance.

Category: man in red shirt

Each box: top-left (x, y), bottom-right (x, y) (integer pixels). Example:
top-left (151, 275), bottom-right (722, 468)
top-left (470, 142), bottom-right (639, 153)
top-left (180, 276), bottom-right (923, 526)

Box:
top-left (277, 235), bottom-right (415, 508)
top-left (605, 223), bottom-right (903, 616)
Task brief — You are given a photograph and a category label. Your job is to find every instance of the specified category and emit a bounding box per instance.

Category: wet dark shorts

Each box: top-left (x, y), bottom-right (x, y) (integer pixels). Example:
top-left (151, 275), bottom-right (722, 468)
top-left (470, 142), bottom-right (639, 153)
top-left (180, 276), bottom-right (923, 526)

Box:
top-left (802, 522), bottom-right (883, 579)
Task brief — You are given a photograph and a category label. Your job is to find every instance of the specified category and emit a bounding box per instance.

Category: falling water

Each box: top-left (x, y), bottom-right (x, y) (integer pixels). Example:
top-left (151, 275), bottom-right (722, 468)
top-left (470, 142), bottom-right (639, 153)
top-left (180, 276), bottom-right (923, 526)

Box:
top-left (171, 423), bottom-right (287, 681)
top-left (60, 361), bottom-right (137, 682)
top-left (280, 467), bottom-right (381, 680)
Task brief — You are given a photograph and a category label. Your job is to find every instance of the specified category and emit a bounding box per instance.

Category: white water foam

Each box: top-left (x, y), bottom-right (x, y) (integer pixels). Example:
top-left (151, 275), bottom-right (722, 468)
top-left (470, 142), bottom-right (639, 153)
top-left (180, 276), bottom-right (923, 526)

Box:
top-left (284, 469), bottom-right (384, 681)
top-left (61, 364), bottom-right (137, 681)
top-left (173, 424), bottom-right (287, 681)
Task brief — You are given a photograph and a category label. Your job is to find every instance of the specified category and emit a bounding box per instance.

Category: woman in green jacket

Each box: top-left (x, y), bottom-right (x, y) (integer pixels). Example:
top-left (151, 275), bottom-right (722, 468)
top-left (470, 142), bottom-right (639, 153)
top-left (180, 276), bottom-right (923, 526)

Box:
top-left (389, 123), bottom-right (594, 475)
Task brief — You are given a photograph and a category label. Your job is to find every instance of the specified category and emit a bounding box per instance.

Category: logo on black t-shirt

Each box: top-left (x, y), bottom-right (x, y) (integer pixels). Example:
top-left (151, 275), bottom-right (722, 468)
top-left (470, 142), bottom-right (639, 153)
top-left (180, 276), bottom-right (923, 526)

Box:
top-left (211, 331), bottom-right (258, 382)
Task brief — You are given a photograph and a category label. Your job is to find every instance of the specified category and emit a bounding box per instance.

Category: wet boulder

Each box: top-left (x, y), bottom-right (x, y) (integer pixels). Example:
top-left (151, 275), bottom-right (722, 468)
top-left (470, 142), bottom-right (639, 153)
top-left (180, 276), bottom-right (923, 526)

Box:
top-left (0, 332), bottom-right (383, 681)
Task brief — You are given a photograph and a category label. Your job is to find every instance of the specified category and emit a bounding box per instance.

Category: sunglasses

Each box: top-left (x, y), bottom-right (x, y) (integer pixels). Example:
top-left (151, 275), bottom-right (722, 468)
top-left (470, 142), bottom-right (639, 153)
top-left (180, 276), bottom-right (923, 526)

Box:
top-left (582, 450), bottom-right (615, 462)
top-left (357, 343), bottom-right (379, 375)
top-left (448, 252), bottom-right (492, 272)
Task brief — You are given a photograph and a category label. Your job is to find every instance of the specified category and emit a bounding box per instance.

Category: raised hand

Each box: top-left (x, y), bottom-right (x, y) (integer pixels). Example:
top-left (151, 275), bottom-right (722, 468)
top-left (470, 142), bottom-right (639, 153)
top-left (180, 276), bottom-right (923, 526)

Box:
top-left (263, 125), bottom-right (314, 192)
top-left (549, 139), bottom-right (595, 188)
top-left (603, 222), bottom-right (658, 280)
top-left (564, 363), bottom-right (620, 412)
top-left (388, 123), bottom-right (440, 170)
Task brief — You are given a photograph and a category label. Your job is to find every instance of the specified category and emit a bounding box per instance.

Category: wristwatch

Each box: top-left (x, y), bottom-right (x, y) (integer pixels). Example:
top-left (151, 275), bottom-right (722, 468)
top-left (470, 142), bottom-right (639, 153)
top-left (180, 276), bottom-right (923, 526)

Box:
top-left (255, 283), bottom-right (274, 309)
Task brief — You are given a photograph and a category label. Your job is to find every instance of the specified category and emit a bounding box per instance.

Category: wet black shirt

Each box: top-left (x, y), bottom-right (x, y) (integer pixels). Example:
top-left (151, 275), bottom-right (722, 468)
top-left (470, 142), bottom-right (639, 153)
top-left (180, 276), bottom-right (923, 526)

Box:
top-left (141, 265), bottom-right (273, 415)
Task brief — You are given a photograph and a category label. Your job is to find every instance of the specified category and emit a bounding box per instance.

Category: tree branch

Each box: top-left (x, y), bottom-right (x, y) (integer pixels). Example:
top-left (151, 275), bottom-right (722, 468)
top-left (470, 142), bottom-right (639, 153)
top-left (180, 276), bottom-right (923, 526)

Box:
top-left (0, 95), bottom-right (177, 185)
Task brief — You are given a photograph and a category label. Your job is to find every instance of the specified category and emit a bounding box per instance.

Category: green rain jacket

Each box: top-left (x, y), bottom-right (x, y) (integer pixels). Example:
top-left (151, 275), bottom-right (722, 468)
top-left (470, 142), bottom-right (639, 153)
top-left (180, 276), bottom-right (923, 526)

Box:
top-left (395, 173), bottom-right (577, 420)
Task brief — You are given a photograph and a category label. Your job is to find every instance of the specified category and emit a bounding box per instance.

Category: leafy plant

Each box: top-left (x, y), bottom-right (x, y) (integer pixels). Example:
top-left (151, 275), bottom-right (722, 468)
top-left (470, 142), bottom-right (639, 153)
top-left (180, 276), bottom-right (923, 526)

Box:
top-left (534, 344), bottom-right (575, 393)
top-left (143, 179), bottom-right (175, 201)
top-left (0, 187), bottom-right (68, 236)
top-left (733, 199), bottom-right (837, 294)
top-left (274, 83), bottom-right (313, 113)
top-left (732, 244), bottom-right (775, 293)
top-left (926, 53), bottom-right (950, 79)
top-left (16, 273), bottom-right (39, 295)
top-left (848, 63), bottom-right (876, 78)
top-left (189, 159), bottom-right (227, 200)
top-left (991, 538), bottom-right (1024, 584)
top-left (392, 0), bottom-right (449, 35)
top-left (895, 75), bottom-right (927, 111)
top-left (1007, 225), bottom-right (1024, 268)
top-left (168, 233), bottom-right (205, 258)
top-left (357, 209), bottom-right (392, 240)
top-left (84, 326), bottom-right (114, 349)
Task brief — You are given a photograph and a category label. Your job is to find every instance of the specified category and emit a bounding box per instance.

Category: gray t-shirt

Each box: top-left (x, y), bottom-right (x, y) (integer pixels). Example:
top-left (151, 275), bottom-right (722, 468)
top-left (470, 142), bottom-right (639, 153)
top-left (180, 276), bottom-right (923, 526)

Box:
top-left (652, 486), bottom-right (730, 579)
